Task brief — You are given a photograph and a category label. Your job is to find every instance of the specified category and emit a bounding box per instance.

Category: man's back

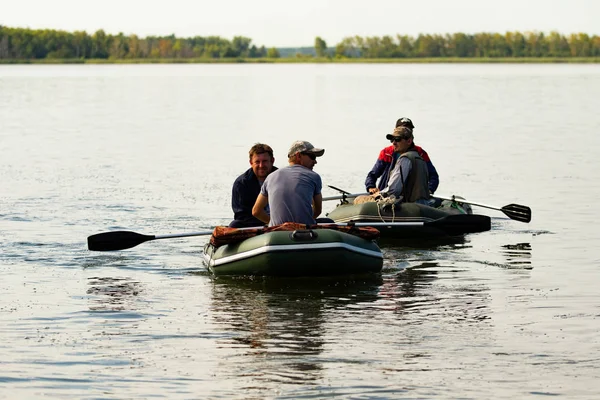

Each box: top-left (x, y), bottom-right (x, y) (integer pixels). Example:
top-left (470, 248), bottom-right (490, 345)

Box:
top-left (261, 164), bottom-right (322, 226)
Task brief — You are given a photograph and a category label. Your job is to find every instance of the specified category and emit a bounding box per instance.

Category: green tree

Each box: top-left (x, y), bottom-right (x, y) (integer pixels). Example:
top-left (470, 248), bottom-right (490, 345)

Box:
top-left (414, 34), bottom-right (444, 57)
top-left (4, 25), bottom-right (600, 61)
top-left (568, 33), bottom-right (591, 57)
top-left (591, 36), bottom-right (600, 56)
top-left (221, 46), bottom-right (238, 58)
top-left (0, 33), bottom-right (8, 59)
top-left (72, 30), bottom-right (91, 58)
top-left (232, 36), bottom-right (252, 57)
top-left (91, 29), bottom-right (109, 58)
top-left (524, 32), bottom-right (547, 57)
top-left (547, 31), bottom-right (570, 57)
top-left (205, 43), bottom-right (220, 58)
top-left (109, 32), bottom-right (129, 59)
top-left (127, 34), bottom-right (141, 58)
top-left (248, 44), bottom-right (258, 57)
top-left (334, 37), bottom-right (361, 57)
top-left (489, 33), bottom-right (510, 57)
top-left (448, 33), bottom-right (474, 57)
top-left (266, 47), bottom-right (280, 58)
top-left (314, 36), bottom-right (327, 57)
top-left (506, 31), bottom-right (526, 57)
top-left (395, 34), bottom-right (414, 57)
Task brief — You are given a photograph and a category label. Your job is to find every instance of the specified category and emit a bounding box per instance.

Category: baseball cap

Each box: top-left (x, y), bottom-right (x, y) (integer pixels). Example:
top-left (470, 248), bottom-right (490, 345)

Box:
top-left (287, 140), bottom-right (325, 158)
top-left (395, 117), bottom-right (415, 129)
top-left (386, 126), bottom-right (414, 141)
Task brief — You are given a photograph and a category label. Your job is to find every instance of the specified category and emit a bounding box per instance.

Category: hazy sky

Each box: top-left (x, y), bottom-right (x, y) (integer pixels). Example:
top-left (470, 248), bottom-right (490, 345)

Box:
top-left (2, 0), bottom-right (598, 47)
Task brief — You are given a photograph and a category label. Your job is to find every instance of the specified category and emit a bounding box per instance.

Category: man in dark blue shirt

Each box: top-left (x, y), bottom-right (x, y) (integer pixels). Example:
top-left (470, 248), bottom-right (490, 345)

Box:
top-left (229, 143), bottom-right (277, 228)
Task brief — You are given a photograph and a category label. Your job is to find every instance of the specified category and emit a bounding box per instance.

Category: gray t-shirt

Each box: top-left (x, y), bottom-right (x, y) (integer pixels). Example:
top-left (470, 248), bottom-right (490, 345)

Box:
top-left (260, 164), bottom-right (322, 226)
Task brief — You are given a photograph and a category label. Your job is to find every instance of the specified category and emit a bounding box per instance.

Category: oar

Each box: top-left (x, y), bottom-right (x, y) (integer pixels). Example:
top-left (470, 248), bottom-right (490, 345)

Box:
top-left (323, 192), bottom-right (367, 201)
top-left (88, 215), bottom-right (490, 252)
top-left (325, 214), bottom-right (491, 234)
top-left (327, 185), bottom-right (352, 195)
top-left (88, 225), bottom-right (270, 251)
top-left (325, 185), bottom-right (532, 223)
top-left (87, 230), bottom-right (216, 251)
top-left (433, 195), bottom-right (532, 223)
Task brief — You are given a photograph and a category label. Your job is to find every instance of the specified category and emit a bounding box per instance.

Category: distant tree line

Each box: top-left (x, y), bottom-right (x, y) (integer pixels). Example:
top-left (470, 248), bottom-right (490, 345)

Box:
top-left (333, 32), bottom-right (600, 58)
top-left (0, 26), bottom-right (279, 60)
top-left (1, 26), bottom-right (599, 60)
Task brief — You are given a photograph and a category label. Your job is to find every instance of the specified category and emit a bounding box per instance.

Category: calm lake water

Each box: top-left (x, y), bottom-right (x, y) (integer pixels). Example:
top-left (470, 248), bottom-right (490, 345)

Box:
top-left (1, 63), bottom-right (600, 399)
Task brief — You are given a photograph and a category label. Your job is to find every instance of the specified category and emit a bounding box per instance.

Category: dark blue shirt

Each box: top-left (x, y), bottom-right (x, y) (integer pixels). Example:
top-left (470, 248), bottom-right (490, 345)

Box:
top-left (230, 167), bottom-right (277, 228)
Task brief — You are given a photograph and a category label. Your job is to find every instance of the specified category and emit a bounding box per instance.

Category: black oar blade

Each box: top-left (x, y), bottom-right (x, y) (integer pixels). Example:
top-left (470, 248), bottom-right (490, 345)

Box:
top-left (87, 231), bottom-right (155, 251)
top-left (427, 214), bottom-right (491, 236)
top-left (501, 204), bottom-right (532, 223)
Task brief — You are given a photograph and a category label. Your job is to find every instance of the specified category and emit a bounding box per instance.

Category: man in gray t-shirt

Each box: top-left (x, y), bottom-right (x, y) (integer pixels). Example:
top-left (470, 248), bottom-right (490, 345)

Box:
top-left (252, 140), bottom-right (325, 226)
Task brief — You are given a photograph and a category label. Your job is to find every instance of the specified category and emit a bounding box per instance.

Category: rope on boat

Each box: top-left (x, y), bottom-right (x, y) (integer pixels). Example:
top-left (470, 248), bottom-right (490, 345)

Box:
top-left (376, 194), bottom-right (400, 223)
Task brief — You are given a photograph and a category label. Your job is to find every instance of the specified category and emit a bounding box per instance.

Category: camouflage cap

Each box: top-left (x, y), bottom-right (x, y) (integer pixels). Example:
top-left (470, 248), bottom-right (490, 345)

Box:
top-left (287, 140), bottom-right (325, 158)
top-left (386, 126), bottom-right (414, 140)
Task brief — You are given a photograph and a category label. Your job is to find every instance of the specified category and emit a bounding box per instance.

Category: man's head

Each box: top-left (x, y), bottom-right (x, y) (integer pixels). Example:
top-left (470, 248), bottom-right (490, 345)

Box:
top-left (395, 117), bottom-right (415, 129)
top-left (249, 143), bottom-right (274, 180)
top-left (386, 126), bottom-right (414, 154)
top-left (287, 140), bottom-right (324, 170)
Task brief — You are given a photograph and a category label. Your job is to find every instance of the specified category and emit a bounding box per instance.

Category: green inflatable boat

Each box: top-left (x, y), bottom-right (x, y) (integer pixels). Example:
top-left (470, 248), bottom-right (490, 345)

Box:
top-left (202, 228), bottom-right (383, 277)
top-left (326, 200), bottom-right (491, 240)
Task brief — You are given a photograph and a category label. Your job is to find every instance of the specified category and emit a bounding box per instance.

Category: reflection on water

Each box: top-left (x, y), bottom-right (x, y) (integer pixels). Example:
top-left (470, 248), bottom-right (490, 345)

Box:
top-left (501, 242), bottom-right (532, 269)
top-left (473, 241), bottom-right (535, 271)
top-left (390, 262), bottom-right (439, 299)
top-left (206, 266), bottom-right (496, 395)
top-left (209, 276), bottom-right (382, 385)
top-left (377, 234), bottom-right (468, 249)
top-left (87, 277), bottom-right (143, 312)
top-left (379, 262), bottom-right (493, 324)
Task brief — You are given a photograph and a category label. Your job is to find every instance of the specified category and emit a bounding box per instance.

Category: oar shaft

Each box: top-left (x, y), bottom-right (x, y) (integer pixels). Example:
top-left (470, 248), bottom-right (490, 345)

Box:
top-left (320, 222), bottom-right (425, 227)
top-left (327, 185), bottom-right (352, 195)
top-left (323, 193), bottom-right (367, 201)
top-left (432, 195), bottom-right (501, 212)
top-left (154, 225), bottom-right (265, 240)
top-left (154, 231), bottom-right (215, 240)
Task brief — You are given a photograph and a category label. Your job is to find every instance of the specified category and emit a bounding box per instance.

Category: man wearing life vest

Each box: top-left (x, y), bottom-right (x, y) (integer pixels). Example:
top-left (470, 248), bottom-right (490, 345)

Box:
top-left (364, 117), bottom-right (439, 195)
top-left (355, 126), bottom-right (430, 205)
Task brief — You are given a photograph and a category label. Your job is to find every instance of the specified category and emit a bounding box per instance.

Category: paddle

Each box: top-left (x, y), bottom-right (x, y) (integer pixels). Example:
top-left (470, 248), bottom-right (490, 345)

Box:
top-left (323, 192), bottom-right (367, 201)
top-left (325, 185), bottom-right (531, 223)
top-left (334, 214), bottom-right (491, 235)
top-left (322, 185), bottom-right (362, 202)
top-left (88, 223), bottom-right (274, 251)
top-left (327, 185), bottom-right (352, 195)
top-left (432, 195), bottom-right (532, 223)
top-left (88, 230), bottom-right (215, 251)
top-left (88, 214), bottom-right (490, 252)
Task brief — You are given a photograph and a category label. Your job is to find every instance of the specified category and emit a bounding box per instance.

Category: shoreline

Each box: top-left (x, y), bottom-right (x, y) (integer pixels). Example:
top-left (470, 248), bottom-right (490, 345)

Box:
top-left (2, 57), bottom-right (600, 64)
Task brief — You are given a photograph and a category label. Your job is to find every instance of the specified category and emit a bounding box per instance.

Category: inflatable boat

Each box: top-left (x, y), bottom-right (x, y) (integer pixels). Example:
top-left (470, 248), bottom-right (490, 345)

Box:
top-left (202, 224), bottom-right (383, 277)
top-left (326, 200), bottom-right (491, 240)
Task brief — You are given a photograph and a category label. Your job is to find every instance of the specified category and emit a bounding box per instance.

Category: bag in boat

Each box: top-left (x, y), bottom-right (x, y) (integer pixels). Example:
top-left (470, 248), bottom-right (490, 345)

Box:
top-left (210, 222), bottom-right (380, 247)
